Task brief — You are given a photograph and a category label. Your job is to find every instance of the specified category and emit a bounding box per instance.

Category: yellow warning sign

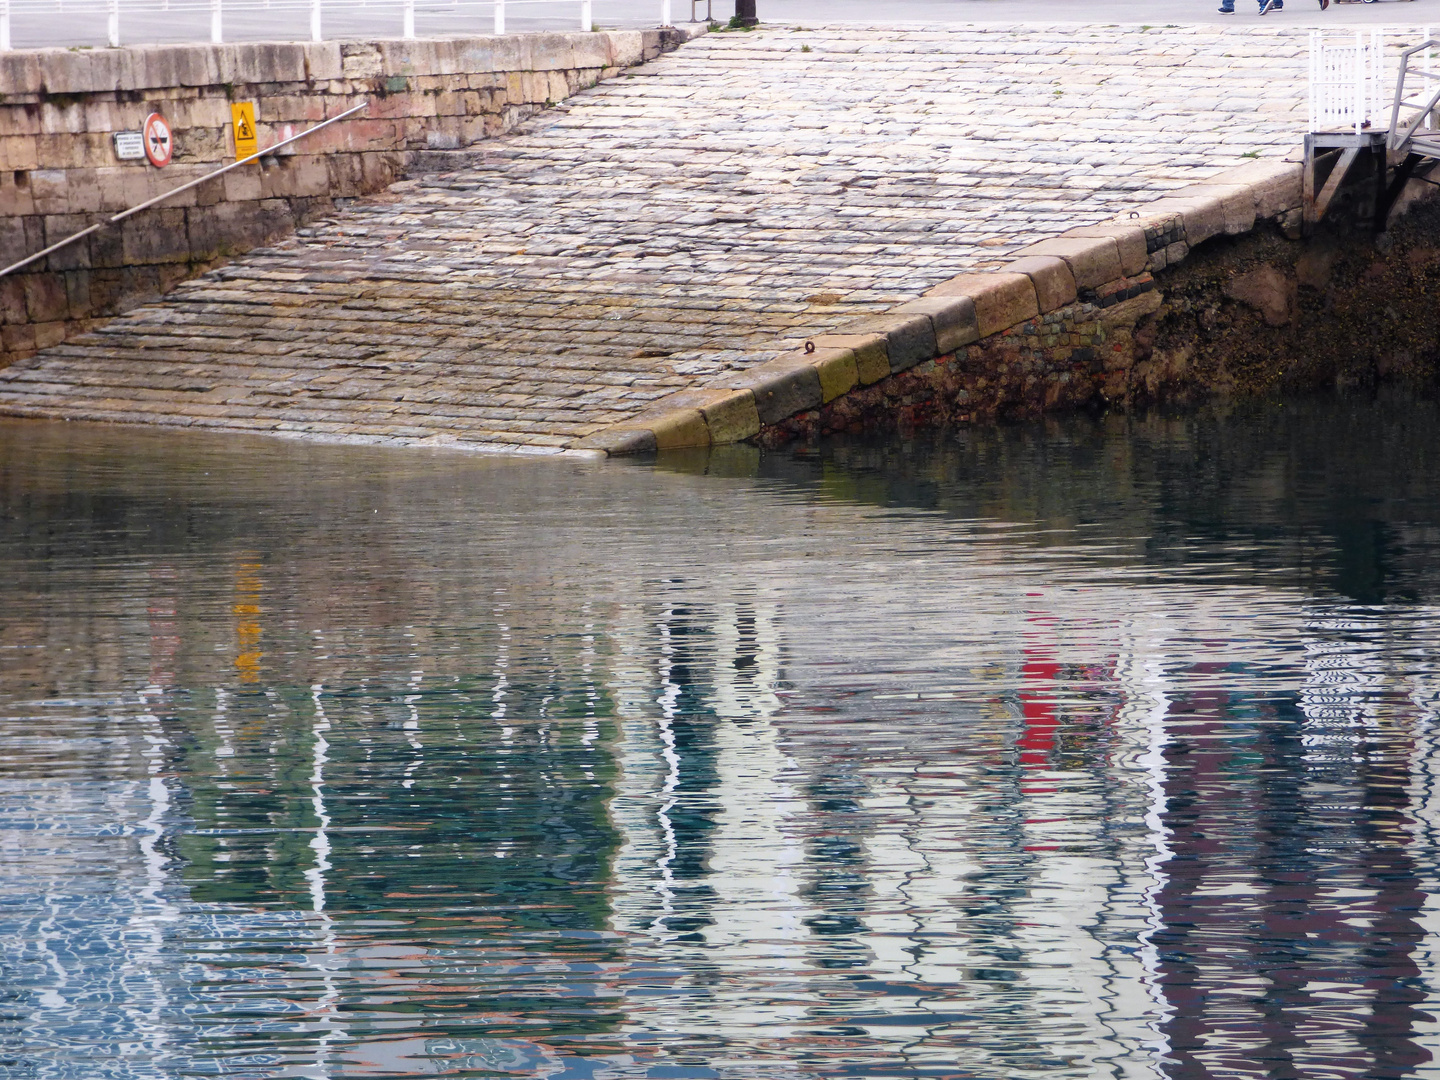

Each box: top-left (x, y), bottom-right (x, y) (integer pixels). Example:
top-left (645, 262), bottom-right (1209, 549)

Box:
top-left (231, 102), bottom-right (258, 160)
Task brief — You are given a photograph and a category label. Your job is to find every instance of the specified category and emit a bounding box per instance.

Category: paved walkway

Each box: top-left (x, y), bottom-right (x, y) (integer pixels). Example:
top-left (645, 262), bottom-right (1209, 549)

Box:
top-left (0, 23), bottom-right (1329, 450)
top-left (8, 0), bottom-right (1432, 48)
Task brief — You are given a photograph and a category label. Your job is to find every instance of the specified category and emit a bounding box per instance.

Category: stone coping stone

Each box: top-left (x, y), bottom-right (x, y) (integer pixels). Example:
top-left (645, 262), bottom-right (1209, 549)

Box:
top-left (0, 26), bottom-right (701, 96)
top-left (928, 272), bottom-right (1038, 338)
top-left (576, 158), bottom-right (1305, 457)
top-left (1011, 237), bottom-right (1122, 292)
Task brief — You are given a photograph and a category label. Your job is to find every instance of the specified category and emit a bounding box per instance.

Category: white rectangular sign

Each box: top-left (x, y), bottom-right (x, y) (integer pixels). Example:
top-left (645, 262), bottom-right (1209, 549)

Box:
top-left (113, 131), bottom-right (145, 160)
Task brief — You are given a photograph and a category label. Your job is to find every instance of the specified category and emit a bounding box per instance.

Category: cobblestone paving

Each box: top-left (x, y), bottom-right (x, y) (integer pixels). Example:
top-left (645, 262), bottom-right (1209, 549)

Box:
top-left (0, 23), bottom-right (1317, 451)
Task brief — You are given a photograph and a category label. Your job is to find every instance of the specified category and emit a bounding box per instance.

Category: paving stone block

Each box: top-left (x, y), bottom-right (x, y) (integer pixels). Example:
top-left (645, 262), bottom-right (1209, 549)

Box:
top-left (1154, 194), bottom-right (1227, 246)
top-left (0, 218), bottom-right (42, 269)
top-left (0, 53), bottom-right (42, 98)
top-left (1003, 255), bottom-right (1076, 313)
top-left (130, 45), bottom-right (216, 92)
top-left (41, 214), bottom-right (93, 271)
top-left (222, 166), bottom-right (264, 203)
top-left (81, 99), bottom-right (117, 135)
top-left (1064, 224), bottom-right (1148, 277)
top-left (37, 48), bottom-right (134, 95)
top-left (27, 168), bottom-right (66, 215)
top-left (1215, 185), bottom-right (1258, 235)
top-left (726, 357), bottom-right (823, 426)
top-left (892, 295), bottom-right (978, 355)
top-left (1210, 158), bottom-right (1304, 219)
top-left (1013, 237), bottom-right (1122, 292)
top-left (809, 332), bottom-right (890, 386)
top-left (0, 276), bottom-right (29, 323)
top-left (650, 407), bottom-right (709, 450)
top-left (0, 102), bottom-right (43, 139)
top-left (700, 389), bottom-right (760, 443)
top-left (61, 169), bottom-right (104, 214)
top-left (1, 323), bottom-right (37, 355)
top-left (809, 347), bottom-right (860, 402)
top-left (926, 272), bottom-right (1039, 338)
top-left (610, 31), bottom-right (646, 68)
top-left (32, 320), bottom-right (66, 349)
top-left (121, 207), bottom-right (191, 264)
top-left (836, 310), bottom-right (936, 373)
top-left (1, 136), bottom-right (40, 172)
top-left (303, 43), bottom-right (345, 82)
top-left (571, 34), bottom-right (614, 71)
top-left (0, 175), bottom-right (35, 218)
top-left (38, 101), bottom-right (86, 137)
top-left (23, 273), bottom-right (69, 322)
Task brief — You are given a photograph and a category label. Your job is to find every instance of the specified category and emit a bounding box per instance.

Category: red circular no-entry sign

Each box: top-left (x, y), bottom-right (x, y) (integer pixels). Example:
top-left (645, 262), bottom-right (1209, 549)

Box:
top-left (142, 112), bottom-right (173, 167)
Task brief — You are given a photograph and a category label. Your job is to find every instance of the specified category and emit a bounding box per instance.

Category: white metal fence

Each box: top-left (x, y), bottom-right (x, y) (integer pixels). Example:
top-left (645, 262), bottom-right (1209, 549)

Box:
top-left (1309, 28), bottom-right (1440, 134)
top-left (0, 0), bottom-right (685, 50)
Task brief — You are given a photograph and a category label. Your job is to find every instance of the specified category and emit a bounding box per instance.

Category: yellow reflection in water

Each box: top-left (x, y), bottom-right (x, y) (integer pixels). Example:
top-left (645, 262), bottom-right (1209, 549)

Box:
top-left (233, 557), bottom-right (263, 683)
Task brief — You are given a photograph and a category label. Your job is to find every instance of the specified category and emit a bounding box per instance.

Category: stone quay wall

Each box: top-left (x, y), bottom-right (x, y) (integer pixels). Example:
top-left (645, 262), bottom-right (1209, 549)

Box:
top-left (0, 27), bottom-right (691, 368)
top-left (573, 158), bottom-right (1440, 455)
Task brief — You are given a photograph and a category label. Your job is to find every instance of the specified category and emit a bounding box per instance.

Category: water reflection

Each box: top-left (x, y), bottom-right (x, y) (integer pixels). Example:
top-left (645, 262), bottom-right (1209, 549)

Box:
top-left (3, 394), bottom-right (1440, 1078)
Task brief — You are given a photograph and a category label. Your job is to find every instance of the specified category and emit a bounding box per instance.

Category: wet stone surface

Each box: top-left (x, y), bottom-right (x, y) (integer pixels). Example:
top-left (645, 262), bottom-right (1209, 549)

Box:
top-left (0, 23), bottom-right (1311, 451)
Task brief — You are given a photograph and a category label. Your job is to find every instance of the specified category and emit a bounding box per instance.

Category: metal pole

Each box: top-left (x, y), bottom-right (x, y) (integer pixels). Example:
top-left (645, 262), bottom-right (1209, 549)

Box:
top-left (733, 0), bottom-right (755, 26)
top-left (660, 0), bottom-right (671, 27)
top-left (403, 0), bottom-right (414, 37)
top-left (310, 0), bottom-right (321, 41)
top-left (1, 0), bottom-right (10, 52)
top-left (493, 0), bottom-right (504, 34)
top-left (1355, 30), bottom-right (1364, 136)
top-left (0, 101), bottom-right (370, 279)
top-left (1422, 28), bottom-right (1434, 131)
top-left (211, 0), bottom-right (222, 43)
top-left (1308, 30), bottom-right (1317, 134)
top-left (580, 0), bottom-right (590, 30)
top-left (107, 0), bottom-right (119, 46)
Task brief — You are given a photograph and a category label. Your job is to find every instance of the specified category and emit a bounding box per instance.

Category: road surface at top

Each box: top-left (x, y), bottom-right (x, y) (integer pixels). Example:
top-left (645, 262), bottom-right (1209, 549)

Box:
top-left (0, 22), bottom-right (1393, 451)
top-left (6, 0), bottom-right (1436, 50)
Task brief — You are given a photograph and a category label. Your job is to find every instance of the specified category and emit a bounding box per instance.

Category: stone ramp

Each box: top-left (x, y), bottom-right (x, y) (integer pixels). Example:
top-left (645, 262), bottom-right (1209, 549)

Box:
top-left (0, 23), bottom-right (1311, 452)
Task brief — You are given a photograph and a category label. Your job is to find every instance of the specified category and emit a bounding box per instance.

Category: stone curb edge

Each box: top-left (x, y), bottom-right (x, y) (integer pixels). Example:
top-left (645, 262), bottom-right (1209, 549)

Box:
top-left (569, 158), bottom-right (1303, 457)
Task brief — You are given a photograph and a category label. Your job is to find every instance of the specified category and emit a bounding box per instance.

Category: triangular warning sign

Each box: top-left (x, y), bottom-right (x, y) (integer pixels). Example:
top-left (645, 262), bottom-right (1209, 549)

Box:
top-left (237, 116), bottom-right (253, 140)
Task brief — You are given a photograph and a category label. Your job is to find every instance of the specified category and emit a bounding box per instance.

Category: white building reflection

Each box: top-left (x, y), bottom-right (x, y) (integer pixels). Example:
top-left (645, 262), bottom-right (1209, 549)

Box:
top-left (8, 482), bottom-right (1440, 1080)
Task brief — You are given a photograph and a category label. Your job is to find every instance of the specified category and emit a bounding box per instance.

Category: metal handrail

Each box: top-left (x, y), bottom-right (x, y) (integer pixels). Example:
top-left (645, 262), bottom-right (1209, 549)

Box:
top-left (1388, 39), bottom-right (1440, 154)
top-left (0, 100), bottom-right (368, 279)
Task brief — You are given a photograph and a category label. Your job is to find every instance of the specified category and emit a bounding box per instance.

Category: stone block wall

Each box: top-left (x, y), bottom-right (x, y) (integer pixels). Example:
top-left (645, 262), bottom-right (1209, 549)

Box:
top-left (0, 28), bottom-right (691, 368)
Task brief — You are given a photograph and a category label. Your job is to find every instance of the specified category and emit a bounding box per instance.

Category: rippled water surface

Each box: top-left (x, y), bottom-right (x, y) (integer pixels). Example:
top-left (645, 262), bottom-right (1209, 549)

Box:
top-left (5, 395), bottom-right (1440, 1079)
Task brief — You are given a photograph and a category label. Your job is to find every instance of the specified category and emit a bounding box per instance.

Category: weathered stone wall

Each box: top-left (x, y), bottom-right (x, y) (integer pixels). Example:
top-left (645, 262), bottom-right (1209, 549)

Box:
top-left (759, 183), bottom-right (1440, 446)
top-left (0, 28), bottom-right (692, 368)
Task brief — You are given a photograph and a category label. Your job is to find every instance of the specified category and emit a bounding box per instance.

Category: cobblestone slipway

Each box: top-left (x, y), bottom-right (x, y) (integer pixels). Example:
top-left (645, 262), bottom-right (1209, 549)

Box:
top-left (0, 24), bottom-right (1319, 452)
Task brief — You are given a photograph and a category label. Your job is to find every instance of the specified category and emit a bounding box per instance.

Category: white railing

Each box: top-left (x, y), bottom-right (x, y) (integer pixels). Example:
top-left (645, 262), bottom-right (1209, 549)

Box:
top-left (1309, 30), bottom-right (1383, 134)
top-left (1309, 28), bottom-right (1440, 135)
top-left (0, 0), bottom-right (682, 49)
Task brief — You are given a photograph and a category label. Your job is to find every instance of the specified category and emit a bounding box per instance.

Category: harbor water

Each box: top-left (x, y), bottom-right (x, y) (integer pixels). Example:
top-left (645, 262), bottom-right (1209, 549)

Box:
top-left (4, 392), bottom-right (1440, 1079)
